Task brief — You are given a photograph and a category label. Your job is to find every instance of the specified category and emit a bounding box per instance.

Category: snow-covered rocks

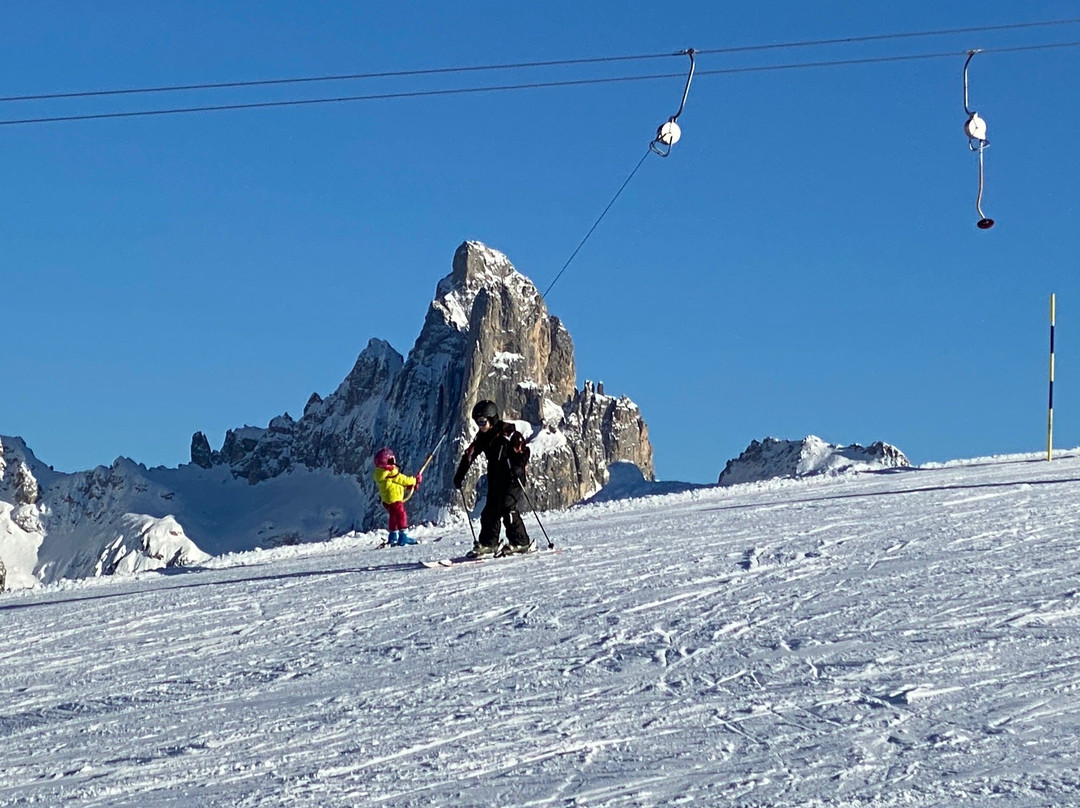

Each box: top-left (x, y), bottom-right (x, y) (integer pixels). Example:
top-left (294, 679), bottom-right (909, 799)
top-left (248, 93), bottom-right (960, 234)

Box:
top-left (94, 514), bottom-right (211, 576)
top-left (718, 435), bottom-right (910, 485)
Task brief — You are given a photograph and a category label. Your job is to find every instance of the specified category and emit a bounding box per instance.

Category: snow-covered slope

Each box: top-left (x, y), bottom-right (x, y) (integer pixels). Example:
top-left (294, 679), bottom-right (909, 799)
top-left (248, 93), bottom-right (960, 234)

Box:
top-left (2, 449), bottom-right (1077, 806)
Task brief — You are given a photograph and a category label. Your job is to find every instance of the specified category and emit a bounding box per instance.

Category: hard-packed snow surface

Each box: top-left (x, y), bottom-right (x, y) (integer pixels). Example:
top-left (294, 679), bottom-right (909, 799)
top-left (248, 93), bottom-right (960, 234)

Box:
top-left (1, 450), bottom-right (1078, 806)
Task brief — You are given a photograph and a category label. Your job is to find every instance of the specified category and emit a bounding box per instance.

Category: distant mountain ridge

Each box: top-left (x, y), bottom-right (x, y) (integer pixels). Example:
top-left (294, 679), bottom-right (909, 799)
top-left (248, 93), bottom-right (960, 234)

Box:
top-left (582, 436), bottom-right (910, 504)
top-left (718, 436), bottom-right (910, 486)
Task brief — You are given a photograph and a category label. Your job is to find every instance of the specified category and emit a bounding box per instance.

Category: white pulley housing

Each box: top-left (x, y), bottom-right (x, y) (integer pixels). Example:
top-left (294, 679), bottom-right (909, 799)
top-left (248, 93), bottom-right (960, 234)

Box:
top-left (965, 112), bottom-right (987, 142)
top-left (656, 120), bottom-right (682, 147)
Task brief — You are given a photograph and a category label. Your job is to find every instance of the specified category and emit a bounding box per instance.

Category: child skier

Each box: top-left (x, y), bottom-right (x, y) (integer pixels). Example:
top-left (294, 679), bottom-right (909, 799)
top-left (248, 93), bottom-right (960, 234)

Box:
top-left (452, 400), bottom-right (533, 558)
top-left (372, 447), bottom-right (422, 546)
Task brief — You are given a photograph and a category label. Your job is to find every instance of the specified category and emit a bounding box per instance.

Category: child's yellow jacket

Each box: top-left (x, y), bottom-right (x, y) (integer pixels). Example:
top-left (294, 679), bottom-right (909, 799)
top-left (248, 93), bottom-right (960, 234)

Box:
top-left (373, 466), bottom-right (417, 504)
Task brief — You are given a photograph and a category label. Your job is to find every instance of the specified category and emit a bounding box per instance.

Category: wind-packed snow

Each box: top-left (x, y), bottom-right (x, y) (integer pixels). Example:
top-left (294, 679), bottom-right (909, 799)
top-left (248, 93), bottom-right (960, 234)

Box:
top-left (2, 450), bottom-right (1079, 806)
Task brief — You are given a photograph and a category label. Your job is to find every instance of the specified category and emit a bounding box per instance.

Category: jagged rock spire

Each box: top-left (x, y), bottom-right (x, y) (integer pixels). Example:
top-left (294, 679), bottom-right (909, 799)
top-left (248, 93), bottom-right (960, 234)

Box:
top-left (193, 241), bottom-right (654, 528)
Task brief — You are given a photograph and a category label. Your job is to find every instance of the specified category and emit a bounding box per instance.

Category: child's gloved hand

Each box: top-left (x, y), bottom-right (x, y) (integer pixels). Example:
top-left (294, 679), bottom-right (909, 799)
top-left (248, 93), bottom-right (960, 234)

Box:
top-left (415, 472), bottom-right (423, 485)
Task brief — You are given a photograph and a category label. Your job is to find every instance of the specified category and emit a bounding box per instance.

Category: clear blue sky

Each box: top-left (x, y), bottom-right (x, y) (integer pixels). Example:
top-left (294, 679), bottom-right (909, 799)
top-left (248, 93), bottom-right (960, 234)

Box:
top-left (2, 1), bottom-right (1078, 483)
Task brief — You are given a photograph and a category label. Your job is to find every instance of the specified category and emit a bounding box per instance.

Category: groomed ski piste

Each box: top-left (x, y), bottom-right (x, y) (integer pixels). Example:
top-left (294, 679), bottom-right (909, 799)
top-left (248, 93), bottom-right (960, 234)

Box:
top-left (2, 450), bottom-right (1079, 807)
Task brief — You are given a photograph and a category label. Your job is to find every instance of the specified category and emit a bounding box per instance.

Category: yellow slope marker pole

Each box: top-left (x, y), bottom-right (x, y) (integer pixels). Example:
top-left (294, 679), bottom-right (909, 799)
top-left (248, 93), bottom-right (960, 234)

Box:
top-left (1048, 293), bottom-right (1056, 461)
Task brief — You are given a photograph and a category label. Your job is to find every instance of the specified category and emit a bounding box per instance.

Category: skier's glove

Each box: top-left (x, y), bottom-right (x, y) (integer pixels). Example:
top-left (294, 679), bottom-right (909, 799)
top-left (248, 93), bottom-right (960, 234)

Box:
top-left (415, 472), bottom-right (423, 485)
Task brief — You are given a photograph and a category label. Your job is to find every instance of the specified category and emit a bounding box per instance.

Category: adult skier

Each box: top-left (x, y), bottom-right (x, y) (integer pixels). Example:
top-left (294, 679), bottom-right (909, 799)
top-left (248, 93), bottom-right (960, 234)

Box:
top-left (453, 400), bottom-right (534, 558)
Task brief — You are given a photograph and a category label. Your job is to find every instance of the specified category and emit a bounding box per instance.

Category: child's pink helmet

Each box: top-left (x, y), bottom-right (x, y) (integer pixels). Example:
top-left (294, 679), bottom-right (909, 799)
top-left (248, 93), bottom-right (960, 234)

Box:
top-left (374, 447), bottom-right (396, 469)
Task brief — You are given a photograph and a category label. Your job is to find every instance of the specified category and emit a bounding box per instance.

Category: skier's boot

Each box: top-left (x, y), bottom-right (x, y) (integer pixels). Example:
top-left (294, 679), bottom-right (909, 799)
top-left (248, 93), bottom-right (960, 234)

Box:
top-left (502, 539), bottom-right (537, 556)
top-left (466, 542), bottom-right (498, 559)
top-left (386, 531), bottom-right (400, 547)
top-left (396, 531), bottom-right (418, 546)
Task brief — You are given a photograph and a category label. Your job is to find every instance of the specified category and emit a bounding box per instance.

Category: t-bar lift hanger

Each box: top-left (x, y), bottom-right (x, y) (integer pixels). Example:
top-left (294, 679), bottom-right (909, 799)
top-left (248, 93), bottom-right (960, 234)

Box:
top-left (650, 49), bottom-right (696, 157)
top-left (963, 50), bottom-right (994, 229)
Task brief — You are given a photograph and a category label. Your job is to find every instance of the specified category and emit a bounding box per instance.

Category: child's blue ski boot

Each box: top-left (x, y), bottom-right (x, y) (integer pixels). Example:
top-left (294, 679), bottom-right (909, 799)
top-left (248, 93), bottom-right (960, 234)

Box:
top-left (396, 531), bottom-right (418, 545)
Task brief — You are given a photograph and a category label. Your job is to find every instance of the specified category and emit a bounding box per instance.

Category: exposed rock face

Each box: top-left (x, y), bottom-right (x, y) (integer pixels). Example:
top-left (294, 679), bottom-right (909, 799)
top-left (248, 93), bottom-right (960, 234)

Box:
top-left (193, 241), bottom-right (655, 527)
top-left (718, 436), bottom-right (910, 486)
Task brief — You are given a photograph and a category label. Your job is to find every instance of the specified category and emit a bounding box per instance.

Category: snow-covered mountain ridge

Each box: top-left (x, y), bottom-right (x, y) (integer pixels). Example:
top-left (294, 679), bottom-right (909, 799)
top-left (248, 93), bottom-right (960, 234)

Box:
top-left (2, 448), bottom-right (1077, 806)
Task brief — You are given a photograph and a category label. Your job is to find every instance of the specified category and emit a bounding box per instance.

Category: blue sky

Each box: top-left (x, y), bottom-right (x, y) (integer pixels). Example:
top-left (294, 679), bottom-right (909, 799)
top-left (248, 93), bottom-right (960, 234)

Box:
top-left (2, 1), bottom-right (1078, 483)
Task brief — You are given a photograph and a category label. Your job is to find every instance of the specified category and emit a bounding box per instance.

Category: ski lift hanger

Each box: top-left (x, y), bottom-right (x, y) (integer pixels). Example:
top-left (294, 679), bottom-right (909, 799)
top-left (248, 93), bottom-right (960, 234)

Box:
top-left (650, 49), bottom-right (696, 157)
top-left (963, 50), bottom-right (995, 229)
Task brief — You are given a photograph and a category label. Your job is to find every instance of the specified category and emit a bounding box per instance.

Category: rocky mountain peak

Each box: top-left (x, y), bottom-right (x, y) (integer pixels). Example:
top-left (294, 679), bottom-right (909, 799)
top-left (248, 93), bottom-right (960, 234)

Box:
top-left (190, 241), bottom-right (654, 529)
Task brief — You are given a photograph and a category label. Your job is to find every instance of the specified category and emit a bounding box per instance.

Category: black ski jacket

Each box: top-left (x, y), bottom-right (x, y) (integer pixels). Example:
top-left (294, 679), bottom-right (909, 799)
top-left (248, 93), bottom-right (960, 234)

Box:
top-left (454, 420), bottom-right (530, 500)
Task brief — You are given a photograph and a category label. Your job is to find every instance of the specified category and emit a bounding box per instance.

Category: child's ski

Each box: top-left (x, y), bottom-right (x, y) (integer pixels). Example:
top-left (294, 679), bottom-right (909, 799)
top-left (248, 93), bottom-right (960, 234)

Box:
top-left (378, 536), bottom-right (443, 549)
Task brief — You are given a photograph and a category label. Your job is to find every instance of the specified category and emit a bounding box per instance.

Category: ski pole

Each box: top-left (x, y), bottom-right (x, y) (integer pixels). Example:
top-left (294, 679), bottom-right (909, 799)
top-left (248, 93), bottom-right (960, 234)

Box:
top-left (403, 429), bottom-right (452, 503)
top-left (416, 429), bottom-right (450, 477)
top-left (459, 488), bottom-right (478, 546)
top-left (515, 479), bottom-right (553, 550)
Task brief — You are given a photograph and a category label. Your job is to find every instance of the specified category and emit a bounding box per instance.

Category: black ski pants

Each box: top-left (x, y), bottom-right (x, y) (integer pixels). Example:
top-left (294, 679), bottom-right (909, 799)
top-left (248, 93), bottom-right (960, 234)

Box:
top-left (477, 485), bottom-right (530, 549)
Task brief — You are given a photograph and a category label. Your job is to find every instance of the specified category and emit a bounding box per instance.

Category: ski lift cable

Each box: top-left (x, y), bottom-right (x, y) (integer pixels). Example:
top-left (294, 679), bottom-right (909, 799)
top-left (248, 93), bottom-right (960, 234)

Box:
top-left (693, 17), bottom-right (1080, 57)
top-left (2, 40), bottom-right (1076, 129)
top-left (695, 40), bottom-right (1080, 78)
top-left (2, 17), bottom-right (1076, 105)
top-left (541, 148), bottom-right (653, 299)
top-left (0, 53), bottom-right (682, 104)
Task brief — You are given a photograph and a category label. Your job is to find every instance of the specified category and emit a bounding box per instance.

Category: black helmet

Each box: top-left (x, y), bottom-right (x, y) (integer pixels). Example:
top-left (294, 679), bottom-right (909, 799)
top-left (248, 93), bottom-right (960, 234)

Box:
top-left (471, 400), bottom-right (499, 423)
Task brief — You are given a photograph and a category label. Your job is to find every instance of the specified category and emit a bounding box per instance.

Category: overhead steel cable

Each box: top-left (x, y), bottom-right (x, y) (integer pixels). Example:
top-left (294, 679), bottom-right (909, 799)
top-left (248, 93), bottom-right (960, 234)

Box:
top-left (1, 17), bottom-right (1078, 105)
top-left (0, 53), bottom-right (679, 104)
top-left (1, 41), bottom-right (1077, 128)
top-left (0, 74), bottom-right (687, 126)
top-left (542, 149), bottom-right (653, 299)
top-left (695, 40), bottom-right (1080, 76)
top-left (693, 17), bottom-right (1080, 56)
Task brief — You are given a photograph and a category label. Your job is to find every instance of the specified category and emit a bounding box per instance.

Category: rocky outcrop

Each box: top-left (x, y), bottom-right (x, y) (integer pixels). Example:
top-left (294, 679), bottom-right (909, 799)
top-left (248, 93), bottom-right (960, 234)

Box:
top-left (0, 436), bottom-right (48, 539)
top-left (718, 436), bottom-right (910, 486)
top-left (192, 241), bottom-right (655, 527)
top-left (93, 514), bottom-right (210, 577)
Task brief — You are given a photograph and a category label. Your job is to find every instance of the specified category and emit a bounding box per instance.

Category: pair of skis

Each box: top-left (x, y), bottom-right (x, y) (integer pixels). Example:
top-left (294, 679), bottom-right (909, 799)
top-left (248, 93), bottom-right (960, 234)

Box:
top-left (420, 547), bottom-right (562, 569)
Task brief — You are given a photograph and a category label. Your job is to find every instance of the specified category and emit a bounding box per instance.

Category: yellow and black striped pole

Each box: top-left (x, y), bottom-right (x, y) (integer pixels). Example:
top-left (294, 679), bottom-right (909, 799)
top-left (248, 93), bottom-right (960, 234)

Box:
top-left (1048, 293), bottom-right (1056, 461)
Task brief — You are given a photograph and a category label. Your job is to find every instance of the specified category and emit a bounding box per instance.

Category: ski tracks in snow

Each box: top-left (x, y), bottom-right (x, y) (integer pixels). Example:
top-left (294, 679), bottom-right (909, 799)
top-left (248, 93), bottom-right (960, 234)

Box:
top-left (1, 453), bottom-right (1079, 805)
